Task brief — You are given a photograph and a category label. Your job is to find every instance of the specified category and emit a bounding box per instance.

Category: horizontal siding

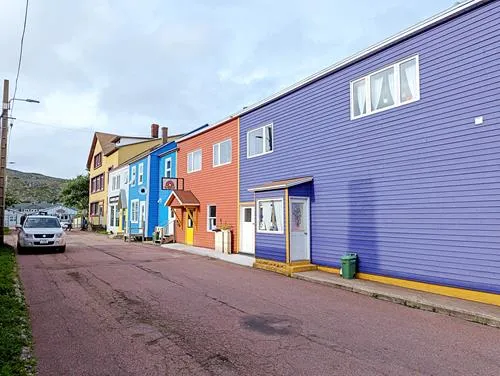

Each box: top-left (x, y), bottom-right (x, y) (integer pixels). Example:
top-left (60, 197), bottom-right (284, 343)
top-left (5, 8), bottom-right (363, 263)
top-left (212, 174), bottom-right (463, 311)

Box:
top-left (148, 156), bottom-right (159, 235)
top-left (128, 156), bottom-right (149, 234)
top-left (176, 119), bottom-right (238, 250)
top-left (158, 150), bottom-right (177, 227)
top-left (289, 182), bottom-right (312, 198)
top-left (239, 1), bottom-right (500, 293)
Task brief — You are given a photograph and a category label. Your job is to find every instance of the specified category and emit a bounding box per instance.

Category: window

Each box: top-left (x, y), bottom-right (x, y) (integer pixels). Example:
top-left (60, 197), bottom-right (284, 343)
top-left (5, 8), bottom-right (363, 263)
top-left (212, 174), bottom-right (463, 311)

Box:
top-left (207, 205), bottom-right (217, 231)
top-left (257, 199), bottom-right (284, 234)
top-left (93, 153), bottom-right (102, 169)
top-left (351, 55), bottom-right (419, 119)
top-left (244, 208), bottom-right (252, 222)
top-left (138, 163), bottom-right (144, 185)
top-left (213, 139), bottom-right (232, 167)
top-left (131, 166), bottom-right (136, 186)
top-left (90, 202), bottom-right (99, 216)
top-left (124, 171), bottom-right (129, 184)
top-left (131, 200), bottom-right (139, 223)
top-left (247, 124), bottom-right (273, 158)
top-left (187, 149), bottom-right (202, 173)
top-left (164, 158), bottom-right (172, 178)
top-left (91, 174), bottom-right (105, 193)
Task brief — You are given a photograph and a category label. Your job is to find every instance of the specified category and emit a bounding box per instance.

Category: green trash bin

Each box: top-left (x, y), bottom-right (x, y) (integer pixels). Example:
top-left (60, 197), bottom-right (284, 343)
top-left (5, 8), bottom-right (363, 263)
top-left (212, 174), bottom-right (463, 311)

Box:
top-left (341, 253), bottom-right (357, 279)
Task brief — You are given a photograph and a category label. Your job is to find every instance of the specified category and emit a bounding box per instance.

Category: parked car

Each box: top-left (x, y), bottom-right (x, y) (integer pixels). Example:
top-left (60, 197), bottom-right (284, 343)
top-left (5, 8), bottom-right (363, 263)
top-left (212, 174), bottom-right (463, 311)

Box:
top-left (17, 215), bottom-right (66, 253)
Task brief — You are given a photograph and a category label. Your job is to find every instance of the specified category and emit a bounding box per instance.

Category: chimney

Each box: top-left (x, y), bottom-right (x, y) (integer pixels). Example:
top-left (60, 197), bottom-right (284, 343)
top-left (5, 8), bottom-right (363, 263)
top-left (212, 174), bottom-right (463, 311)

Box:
top-left (151, 123), bottom-right (159, 138)
top-left (161, 127), bottom-right (169, 144)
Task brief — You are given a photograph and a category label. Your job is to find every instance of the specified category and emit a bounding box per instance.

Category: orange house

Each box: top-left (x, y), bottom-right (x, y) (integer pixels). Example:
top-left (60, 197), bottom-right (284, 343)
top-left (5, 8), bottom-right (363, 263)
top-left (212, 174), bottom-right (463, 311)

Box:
top-left (168, 118), bottom-right (239, 251)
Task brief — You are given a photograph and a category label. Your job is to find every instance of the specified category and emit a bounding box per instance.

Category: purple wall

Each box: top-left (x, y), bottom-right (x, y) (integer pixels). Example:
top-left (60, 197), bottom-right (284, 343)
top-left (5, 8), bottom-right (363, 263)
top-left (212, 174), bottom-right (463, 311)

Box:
top-left (239, 1), bottom-right (500, 293)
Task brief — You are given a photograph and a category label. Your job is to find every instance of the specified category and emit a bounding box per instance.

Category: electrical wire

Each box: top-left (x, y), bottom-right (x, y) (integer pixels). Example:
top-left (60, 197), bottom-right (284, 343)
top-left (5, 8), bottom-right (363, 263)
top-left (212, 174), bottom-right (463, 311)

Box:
top-left (10, 0), bottom-right (30, 115)
top-left (12, 119), bottom-right (95, 133)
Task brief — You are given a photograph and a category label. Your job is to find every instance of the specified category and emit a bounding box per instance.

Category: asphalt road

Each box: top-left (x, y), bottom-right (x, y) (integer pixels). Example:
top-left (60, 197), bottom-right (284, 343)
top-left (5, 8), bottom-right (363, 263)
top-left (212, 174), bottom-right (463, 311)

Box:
top-left (15, 232), bottom-right (500, 376)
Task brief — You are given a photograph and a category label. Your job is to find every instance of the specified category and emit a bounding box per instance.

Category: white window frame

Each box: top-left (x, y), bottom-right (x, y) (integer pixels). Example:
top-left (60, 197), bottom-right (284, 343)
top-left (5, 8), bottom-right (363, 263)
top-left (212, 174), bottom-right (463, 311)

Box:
top-left (213, 139), bottom-right (232, 167)
top-left (138, 163), bottom-right (144, 185)
top-left (164, 158), bottom-right (172, 178)
top-left (350, 55), bottom-right (420, 120)
top-left (207, 204), bottom-right (217, 232)
top-left (131, 199), bottom-right (139, 223)
top-left (116, 175), bottom-right (120, 190)
top-left (256, 198), bottom-right (284, 234)
top-left (131, 166), bottom-right (136, 187)
top-left (187, 149), bottom-right (202, 173)
top-left (247, 123), bottom-right (273, 159)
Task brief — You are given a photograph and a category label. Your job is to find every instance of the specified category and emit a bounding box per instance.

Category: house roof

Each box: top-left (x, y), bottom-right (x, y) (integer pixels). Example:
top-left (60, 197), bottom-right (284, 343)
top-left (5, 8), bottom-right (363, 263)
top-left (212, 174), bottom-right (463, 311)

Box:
top-left (181, 0), bottom-right (487, 139)
top-left (165, 190), bottom-right (200, 207)
top-left (120, 135), bottom-right (183, 165)
top-left (248, 177), bottom-right (313, 192)
top-left (86, 132), bottom-right (119, 169)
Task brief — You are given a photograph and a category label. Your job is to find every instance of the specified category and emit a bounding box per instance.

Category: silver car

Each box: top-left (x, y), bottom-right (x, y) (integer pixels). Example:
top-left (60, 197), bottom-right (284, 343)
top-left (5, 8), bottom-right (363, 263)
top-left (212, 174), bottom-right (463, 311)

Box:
top-left (17, 215), bottom-right (66, 253)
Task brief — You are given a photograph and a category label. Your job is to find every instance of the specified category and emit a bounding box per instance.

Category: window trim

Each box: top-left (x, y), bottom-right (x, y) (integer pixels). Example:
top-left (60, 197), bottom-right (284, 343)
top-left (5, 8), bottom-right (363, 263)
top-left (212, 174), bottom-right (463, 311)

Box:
top-left (247, 123), bottom-right (274, 159)
top-left (164, 157), bottom-right (172, 178)
top-left (256, 198), bottom-right (284, 234)
top-left (187, 149), bottom-right (202, 173)
top-left (213, 139), bottom-right (232, 167)
top-left (131, 199), bottom-right (139, 223)
top-left (94, 153), bottom-right (102, 169)
top-left (350, 55), bottom-right (420, 120)
top-left (206, 204), bottom-right (217, 232)
top-left (138, 163), bottom-right (144, 185)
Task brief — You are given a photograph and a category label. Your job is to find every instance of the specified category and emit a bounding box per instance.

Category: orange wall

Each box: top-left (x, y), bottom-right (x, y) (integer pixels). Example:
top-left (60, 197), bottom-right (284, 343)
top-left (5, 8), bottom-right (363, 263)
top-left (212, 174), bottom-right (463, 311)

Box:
top-left (176, 118), bottom-right (238, 251)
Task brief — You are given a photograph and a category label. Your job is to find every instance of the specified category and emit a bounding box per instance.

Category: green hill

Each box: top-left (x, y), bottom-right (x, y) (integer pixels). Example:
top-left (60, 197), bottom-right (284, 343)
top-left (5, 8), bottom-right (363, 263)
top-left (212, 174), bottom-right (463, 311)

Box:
top-left (6, 169), bottom-right (68, 204)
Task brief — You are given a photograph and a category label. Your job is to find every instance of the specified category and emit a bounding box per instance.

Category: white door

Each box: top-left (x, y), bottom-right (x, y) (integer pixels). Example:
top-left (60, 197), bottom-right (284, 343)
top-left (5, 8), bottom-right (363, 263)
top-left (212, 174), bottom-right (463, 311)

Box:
top-left (109, 204), bottom-right (116, 231)
top-left (239, 206), bottom-right (255, 254)
top-left (168, 208), bottom-right (175, 235)
top-left (139, 201), bottom-right (146, 233)
top-left (290, 198), bottom-right (310, 262)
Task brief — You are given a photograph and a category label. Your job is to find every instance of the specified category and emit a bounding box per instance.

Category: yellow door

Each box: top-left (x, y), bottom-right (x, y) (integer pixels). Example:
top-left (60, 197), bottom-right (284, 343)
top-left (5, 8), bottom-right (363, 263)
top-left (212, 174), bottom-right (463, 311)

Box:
top-left (185, 209), bottom-right (194, 245)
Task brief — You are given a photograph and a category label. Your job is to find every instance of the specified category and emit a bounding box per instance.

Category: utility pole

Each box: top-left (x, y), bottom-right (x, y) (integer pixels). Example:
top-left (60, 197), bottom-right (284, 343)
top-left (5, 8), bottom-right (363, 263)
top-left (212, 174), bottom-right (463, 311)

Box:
top-left (0, 80), bottom-right (9, 245)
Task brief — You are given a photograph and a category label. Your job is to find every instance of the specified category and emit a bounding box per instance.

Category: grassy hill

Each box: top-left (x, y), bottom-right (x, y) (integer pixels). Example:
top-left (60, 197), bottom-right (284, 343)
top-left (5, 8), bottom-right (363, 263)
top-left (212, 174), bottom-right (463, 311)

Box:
top-left (6, 169), bottom-right (68, 204)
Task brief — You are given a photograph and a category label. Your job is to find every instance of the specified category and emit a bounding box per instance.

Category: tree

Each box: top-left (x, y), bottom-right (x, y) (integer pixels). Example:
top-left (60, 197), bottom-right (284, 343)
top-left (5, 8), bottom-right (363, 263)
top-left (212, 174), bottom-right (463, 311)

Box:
top-left (5, 190), bottom-right (19, 207)
top-left (60, 174), bottom-right (89, 211)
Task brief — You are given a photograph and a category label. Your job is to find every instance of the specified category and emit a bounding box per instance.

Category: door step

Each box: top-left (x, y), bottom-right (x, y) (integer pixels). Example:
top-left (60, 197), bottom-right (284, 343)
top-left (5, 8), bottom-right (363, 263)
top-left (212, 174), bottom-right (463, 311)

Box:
top-left (254, 259), bottom-right (317, 276)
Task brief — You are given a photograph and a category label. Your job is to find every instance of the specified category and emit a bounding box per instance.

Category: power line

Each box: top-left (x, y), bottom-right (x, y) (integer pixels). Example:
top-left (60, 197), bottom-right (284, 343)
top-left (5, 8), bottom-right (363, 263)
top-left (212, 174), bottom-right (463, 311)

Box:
top-left (11, 0), bottom-right (30, 115)
top-left (12, 119), bottom-right (95, 133)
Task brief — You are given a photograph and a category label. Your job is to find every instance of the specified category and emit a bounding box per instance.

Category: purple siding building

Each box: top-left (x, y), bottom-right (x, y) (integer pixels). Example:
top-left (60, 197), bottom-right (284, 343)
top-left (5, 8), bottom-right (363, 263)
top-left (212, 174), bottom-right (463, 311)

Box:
top-left (238, 0), bottom-right (500, 298)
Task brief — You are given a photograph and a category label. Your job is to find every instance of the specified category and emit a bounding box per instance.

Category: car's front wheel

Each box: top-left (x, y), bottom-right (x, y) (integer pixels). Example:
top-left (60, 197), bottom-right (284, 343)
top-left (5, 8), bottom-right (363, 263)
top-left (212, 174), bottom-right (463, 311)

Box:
top-left (58, 246), bottom-right (66, 253)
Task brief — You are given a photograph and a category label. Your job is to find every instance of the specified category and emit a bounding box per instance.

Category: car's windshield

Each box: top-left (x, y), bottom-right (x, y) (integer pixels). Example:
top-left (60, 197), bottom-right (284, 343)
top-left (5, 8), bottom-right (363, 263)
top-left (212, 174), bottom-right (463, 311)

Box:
top-left (24, 217), bottom-right (61, 228)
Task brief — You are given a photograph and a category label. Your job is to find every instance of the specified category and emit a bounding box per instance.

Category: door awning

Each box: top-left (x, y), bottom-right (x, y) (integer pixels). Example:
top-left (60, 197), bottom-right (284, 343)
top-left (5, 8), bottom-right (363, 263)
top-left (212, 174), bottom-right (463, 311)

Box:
top-left (165, 190), bottom-right (200, 208)
top-left (248, 176), bottom-right (313, 192)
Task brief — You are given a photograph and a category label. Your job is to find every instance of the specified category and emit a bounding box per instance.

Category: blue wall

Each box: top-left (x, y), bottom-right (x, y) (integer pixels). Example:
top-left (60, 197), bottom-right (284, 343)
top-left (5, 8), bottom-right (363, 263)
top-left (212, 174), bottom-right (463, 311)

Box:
top-left (128, 156), bottom-right (149, 235)
top-left (158, 147), bottom-right (177, 228)
top-left (239, 2), bottom-right (500, 293)
top-left (255, 190), bottom-right (286, 262)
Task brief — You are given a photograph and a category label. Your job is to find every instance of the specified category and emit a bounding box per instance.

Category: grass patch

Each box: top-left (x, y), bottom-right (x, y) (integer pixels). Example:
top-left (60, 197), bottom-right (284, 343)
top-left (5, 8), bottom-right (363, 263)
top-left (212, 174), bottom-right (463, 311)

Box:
top-left (0, 245), bottom-right (35, 376)
top-left (3, 228), bottom-right (11, 235)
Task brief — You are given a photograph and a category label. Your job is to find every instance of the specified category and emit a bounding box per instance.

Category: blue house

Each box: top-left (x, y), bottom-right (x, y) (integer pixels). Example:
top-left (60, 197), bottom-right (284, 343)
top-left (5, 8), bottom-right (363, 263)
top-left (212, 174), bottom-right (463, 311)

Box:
top-left (157, 145), bottom-right (177, 235)
top-left (128, 128), bottom-right (179, 239)
top-left (237, 0), bottom-right (499, 304)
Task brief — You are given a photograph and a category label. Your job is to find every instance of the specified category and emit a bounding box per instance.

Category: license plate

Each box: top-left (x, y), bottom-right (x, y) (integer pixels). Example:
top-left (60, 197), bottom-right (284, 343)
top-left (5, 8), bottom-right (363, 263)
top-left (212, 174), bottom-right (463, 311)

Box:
top-left (39, 240), bottom-right (49, 244)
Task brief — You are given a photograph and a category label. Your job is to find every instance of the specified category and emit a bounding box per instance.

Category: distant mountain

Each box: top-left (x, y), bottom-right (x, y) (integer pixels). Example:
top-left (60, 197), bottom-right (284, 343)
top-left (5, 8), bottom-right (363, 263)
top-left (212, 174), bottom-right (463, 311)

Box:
top-left (6, 169), bottom-right (68, 204)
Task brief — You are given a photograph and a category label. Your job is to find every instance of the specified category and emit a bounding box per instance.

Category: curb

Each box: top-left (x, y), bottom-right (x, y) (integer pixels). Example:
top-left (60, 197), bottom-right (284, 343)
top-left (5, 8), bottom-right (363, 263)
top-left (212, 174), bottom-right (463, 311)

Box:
top-left (292, 273), bottom-right (500, 328)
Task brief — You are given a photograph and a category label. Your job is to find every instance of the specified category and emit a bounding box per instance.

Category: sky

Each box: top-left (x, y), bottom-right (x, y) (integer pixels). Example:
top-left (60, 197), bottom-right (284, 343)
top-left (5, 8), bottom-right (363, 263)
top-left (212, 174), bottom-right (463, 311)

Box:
top-left (0, 0), bottom-right (458, 178)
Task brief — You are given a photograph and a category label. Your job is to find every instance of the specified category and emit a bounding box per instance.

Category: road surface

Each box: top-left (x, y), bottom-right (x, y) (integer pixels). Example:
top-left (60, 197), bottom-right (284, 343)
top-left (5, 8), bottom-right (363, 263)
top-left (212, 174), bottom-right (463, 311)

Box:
top-left (15, 232), bottom-right (500, 376)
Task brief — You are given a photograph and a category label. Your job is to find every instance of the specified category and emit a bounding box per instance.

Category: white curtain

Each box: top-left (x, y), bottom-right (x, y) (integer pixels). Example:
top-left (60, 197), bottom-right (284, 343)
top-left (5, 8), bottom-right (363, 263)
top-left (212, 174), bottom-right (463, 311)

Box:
top-left (387, 68), bottom-right (395, 104)
top-left (402, 59), bottom-right (417, 100)
top-left (355, 80), bottom-right (366, 115)
top-left (371, 74), bottom-right (383, 111)
top-left (220, 140), bottom-right (231, 164)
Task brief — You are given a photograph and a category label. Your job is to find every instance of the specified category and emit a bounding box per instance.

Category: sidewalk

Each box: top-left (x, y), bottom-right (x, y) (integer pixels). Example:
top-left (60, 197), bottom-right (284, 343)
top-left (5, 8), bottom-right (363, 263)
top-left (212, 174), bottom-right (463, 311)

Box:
top-left (294, 270), bottom-right (500, 328)
top-left (161, 243), bottom-right (255, 267)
